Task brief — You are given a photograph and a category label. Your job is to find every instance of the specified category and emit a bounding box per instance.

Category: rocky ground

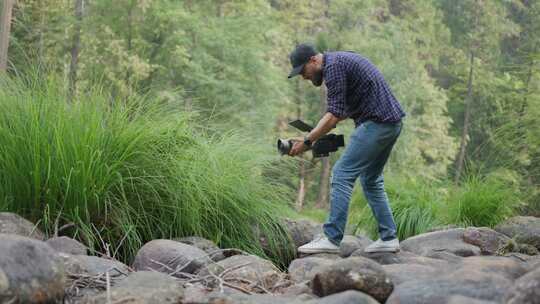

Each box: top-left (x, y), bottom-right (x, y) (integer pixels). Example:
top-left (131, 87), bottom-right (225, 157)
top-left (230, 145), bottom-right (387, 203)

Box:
top-left (0, 212), bottom-right (539, 304)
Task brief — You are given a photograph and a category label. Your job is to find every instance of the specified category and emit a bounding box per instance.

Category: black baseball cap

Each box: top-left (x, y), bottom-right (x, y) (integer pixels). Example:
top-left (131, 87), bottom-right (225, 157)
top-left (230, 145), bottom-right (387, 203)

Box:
top-left (288, 43), bottom-right (317, 78)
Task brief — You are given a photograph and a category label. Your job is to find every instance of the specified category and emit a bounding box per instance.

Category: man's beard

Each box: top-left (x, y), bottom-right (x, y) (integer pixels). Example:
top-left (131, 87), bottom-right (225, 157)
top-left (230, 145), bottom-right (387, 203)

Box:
top-left (311, 69), bottom-right (323, 87)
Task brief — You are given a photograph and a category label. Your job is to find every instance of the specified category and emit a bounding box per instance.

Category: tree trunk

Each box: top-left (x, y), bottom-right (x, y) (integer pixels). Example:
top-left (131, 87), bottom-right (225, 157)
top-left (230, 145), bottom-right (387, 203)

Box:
top-left (455, 51), bottom-right (475, 183)
top-left (0, 0), bottom-right (14, 72)
top-left (316, 84), bottom-right (331, 209)
top-left (68, 0), bottom-right (84, 102)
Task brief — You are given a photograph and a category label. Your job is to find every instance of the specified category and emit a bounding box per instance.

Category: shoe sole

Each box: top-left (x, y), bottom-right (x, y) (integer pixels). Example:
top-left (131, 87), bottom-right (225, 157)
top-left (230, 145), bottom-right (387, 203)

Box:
top-left (298, 248), bottom-right (340, 254)
top-left (364, 247), bottom-right (400, 253)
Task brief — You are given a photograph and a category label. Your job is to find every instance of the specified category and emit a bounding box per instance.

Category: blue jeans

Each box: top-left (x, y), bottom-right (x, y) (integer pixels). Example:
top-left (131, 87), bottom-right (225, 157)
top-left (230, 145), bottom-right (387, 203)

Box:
top-left (323, 120), bottom-right (402, 245)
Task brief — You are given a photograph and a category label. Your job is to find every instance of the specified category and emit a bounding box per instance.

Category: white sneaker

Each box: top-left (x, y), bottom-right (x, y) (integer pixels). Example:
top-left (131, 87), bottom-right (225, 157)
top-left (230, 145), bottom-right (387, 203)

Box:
top-left (298, 235), bottom-right (339, 254)
top-left (364, 238), bottom-right (400, 253)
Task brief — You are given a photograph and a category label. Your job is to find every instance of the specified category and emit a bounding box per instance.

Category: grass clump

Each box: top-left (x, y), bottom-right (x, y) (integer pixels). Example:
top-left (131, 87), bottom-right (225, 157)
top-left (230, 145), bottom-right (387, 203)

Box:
top-left (0, 74), bottom-right (294, 264)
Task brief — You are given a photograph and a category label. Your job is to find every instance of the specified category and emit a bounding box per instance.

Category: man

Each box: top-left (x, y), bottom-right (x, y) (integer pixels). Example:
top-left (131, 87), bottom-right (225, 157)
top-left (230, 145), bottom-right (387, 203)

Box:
top-left (287, 43), bottom-right (405, 253)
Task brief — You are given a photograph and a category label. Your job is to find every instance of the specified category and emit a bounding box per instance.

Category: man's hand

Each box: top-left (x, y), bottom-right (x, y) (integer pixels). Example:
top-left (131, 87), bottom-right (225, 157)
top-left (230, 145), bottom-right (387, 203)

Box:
top-left (288, 137), bottom-right (309, 156)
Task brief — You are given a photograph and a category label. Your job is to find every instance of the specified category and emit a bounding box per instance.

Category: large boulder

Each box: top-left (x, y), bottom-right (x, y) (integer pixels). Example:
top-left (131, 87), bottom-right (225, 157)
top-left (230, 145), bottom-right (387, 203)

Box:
top-left (198, 254), bottom-right (282, 290)
top-left (283, 218), bottom-right (322, 249)
top-left (0, 234), bottom-right (65, 303)
top-left (80, 271), bottom-right (183, 304)
top-left (382, 264), bottom-right (440, 286)
top-left (457, 256), bottom-right (527, 280)
top-left (339, 235), bottom-right (373, 258)
top-left (353, 250), bottom-right (451, 268)
top-left (311, 256), bottom-right (393, 303)
top-left (307, 290), bottom-right (380, 304)
top-left (46, 236), bottom-right (87, 255)
top-left (495, 216), bottom-right (540, 249)
top-left (288, 257), bottom-right (334, 283)
top-left (386, 268), bottom-right (512, 304)
top-left (133, 239), bottom-right (211, 275)
top-left (175, 236), bottom-right (231, 262)
top-left (462, 227), bottom-right (516, 255)
top-left (504, 267), bottom-right (540, 304)
top-left (401, 228), bottom-right (481, 257)
top-left (60, 253), bottom-right (130, 300)
top-left (0, 212), bottom-right (44, 240)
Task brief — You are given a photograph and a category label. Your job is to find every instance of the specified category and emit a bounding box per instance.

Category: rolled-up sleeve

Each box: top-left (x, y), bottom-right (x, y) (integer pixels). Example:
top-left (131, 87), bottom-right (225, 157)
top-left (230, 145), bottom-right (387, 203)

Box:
top-left (325, 62), bottom-right (347, 118)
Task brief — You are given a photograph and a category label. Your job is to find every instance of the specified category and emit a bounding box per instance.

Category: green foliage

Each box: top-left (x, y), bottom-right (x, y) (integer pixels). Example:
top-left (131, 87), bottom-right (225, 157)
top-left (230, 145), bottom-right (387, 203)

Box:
top-left (0, 74), bottom-right (294, 264)
top-left (352, 175), bottom-right (443, 240)
top-left (444, 172), bottom-right (521, 227)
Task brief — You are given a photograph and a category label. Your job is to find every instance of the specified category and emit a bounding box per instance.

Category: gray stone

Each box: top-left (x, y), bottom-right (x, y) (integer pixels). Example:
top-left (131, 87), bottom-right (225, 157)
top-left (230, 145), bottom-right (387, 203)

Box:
top-left (311, 256), bottom-right (393, 302)
top-left (339, 235), bottom-right (373, 257)
top-left (401, 228), bottom-right (481, 257)
top-left (386, 268), bottom-right (512, 304)
top-left (0, 212), bottom-right (44, 240)
top-left (288, 257), bottom-right (334, 282)
top-left (457, 256), bottom-right (527, 280)
top-left (175, 236), bottom-right (229, 262)
top-left (382, 264), bottom-right (440, 286)
top-left (298, 252), bottom-right (342, 260)
top-left (80, 271), bottom-right (183, 304)
top-left (198, 254), bottom-right (282, 290)
top-left (0, 234), bottom-right (65, 303)
top-left (307, 290), bottom-right (380, 304)
top-left (504, 267), bottom-right (540, 304)
top-left (46, 236), bottom-right (87, 255)
top-left (283, 218), bottom-right (323, 249)
top-left (495, 216), bottom-right (540, 249)
top-left (446, 295), bottom-right (497, 304)
top-left (60, 253), bottom-right (130, 300)
top-left (462, 227), bottom-right (516, 255)
top-left (133, 239), bottom-right (212, 275)
top-left (353, 250), bottom-right (450, 268)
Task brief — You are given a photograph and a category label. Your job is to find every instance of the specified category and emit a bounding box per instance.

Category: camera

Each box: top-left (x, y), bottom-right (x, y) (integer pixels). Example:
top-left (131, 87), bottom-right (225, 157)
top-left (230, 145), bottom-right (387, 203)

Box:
top-left (277, 120), bottom-right (344, 158)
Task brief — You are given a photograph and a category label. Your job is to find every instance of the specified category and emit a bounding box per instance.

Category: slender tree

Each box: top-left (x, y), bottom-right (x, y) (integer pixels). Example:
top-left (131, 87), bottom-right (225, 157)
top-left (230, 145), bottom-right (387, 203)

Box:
top-left (0, 0), bottom-right (14, 72)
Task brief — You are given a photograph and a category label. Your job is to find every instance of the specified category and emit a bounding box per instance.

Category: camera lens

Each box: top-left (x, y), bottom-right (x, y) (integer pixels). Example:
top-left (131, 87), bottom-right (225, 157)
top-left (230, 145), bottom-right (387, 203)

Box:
top-left (277, 139), bottom-right (291, 155)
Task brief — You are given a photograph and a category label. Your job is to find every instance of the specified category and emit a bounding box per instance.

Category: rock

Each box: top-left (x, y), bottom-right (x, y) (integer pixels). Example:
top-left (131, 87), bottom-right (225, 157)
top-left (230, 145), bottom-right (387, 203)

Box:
top-left (424, 251), bottom-right (464, 264)
top-left (279, 282), bottom-right (315, 298)
top-left (60, 253), bottom-right (130, 300)
top-left (311, 256), bottom-right (393, 302)
top-left (283, 218), bottom-right (322, 248)
top-left (457, 256), bottom-right (527, 280)
top-left (382, 264), bottom-right (440, 286)
top-left (288, 257), bottom-right (334, 282)
top-left (353, 250), bottom-right (450, 268)
top-left (60, 254), bottom-right (130, 277)
top-left (198, 254), bottom-right (282, 290)
top-left (401, 228), bottom-right (481, 257)
top-left (339, 235), bottom-right (373, 257)
top-left (446, 295), bottom-right (497, 304)
top-left (307, 290), bottom-right (380, 304)
top-left (133, 239), bottom-right (211, 275)
top-left (0, 212), bottom-right (44, 240)
top-left (191, 293), bottom-right (306, 304)
top-left (504, 267), bottom-right (540, 304)
top-left (0, 234), bottom-right (65, 303)
top-left (386, 268), bottom-right (511, 304)
top-left (175, 236), bottom-right (229, 262)
top-left (298, 252), bottom-right (342, 260)
top-left (495, 216), bottom-right (540, 249)
top-left (518, 243), bottom-right (540, 255)
top-left (46, 236), bottom-right (87, 255)
top-left (80, 271), bottom-right (183, 304)
top-left (462, 227), bottom-right (516, 255)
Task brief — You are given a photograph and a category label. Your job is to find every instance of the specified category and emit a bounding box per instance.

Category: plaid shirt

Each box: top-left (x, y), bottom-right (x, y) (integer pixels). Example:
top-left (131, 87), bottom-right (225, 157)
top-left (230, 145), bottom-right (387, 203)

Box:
top-left (323, 51), bottom-right (405, 126)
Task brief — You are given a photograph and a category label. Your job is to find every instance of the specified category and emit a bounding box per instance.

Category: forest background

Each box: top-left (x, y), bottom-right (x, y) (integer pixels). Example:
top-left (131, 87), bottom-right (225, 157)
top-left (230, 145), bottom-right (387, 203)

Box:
top-left (0, 0), bottom-right (538, 264)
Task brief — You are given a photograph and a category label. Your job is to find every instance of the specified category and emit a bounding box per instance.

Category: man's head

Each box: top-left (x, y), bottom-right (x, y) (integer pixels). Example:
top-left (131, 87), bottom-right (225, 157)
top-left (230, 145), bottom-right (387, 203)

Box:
top-left (288, 43), bottom-right (324, 87)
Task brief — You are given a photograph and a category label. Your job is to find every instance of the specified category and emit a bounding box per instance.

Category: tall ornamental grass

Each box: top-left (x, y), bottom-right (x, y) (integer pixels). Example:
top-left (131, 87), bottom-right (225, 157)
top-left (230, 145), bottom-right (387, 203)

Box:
top-left (0, 75), bottom-right (294, 263)
top-left (352, 172), bottom-right (521, 240)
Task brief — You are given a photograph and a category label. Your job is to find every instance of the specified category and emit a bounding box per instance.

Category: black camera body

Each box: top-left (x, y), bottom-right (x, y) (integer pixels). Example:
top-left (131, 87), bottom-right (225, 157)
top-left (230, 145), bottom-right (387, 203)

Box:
top-left (277, 120), bottom-right (345, 158)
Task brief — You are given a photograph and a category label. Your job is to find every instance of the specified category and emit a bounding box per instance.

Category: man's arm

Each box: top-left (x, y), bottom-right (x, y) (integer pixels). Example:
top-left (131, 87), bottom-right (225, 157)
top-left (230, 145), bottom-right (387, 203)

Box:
top-left (289, 112), bottom-right (345, 156)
